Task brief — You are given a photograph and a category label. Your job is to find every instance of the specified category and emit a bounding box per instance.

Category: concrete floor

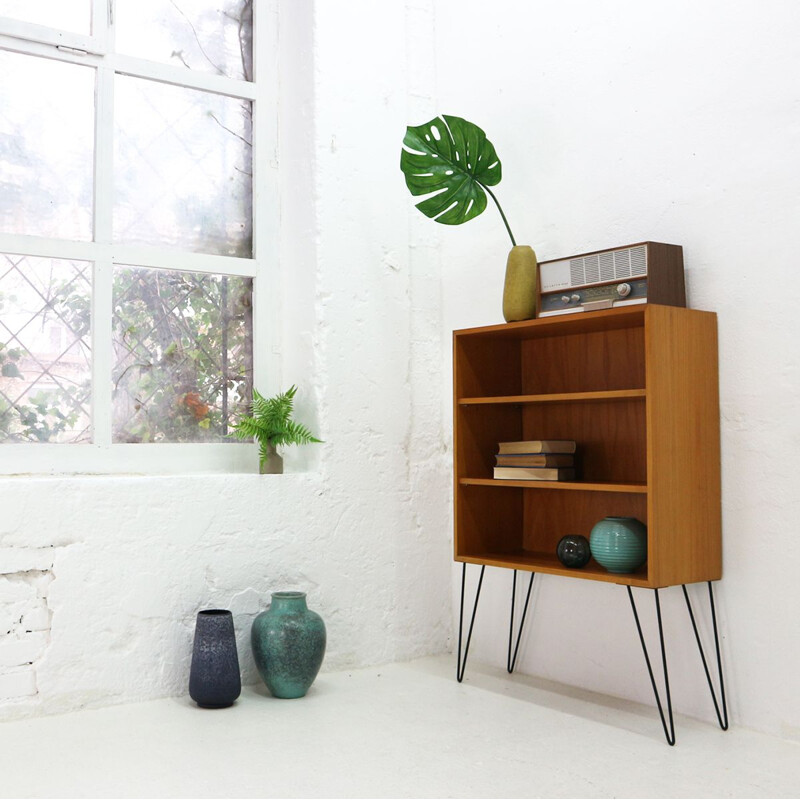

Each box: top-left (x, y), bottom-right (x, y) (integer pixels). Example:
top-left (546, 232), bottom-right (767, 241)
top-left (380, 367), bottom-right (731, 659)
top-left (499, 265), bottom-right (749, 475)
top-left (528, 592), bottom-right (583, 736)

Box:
top-left (2, 656), bottom-right (799, 798)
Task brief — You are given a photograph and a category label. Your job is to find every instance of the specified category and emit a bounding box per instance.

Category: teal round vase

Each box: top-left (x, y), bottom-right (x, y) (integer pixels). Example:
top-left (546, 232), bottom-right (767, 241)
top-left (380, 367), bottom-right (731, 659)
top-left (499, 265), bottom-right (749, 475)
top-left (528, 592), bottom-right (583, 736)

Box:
top-left (251, 591), bottom-right (326, 699)
top-left (589, 516), bottom-right (648, 574)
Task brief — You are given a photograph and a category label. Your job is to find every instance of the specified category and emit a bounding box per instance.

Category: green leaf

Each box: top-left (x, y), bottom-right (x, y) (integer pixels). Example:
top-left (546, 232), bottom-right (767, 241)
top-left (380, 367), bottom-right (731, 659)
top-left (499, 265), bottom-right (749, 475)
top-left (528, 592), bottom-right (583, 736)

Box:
top-left (270, 418), bottom-right (323, 447)
top-left (400, 115), bottom-right (502, 226)
top-left (1, 362), bottom-right (22, 378)
top-left (229, 385), bottom-right (321, 452)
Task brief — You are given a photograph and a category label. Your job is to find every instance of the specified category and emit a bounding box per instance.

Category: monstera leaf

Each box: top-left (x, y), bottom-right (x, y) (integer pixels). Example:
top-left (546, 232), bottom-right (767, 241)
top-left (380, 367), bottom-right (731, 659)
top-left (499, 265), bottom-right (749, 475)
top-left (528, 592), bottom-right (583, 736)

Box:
top-left (400, 114), bottom-right (514, 243)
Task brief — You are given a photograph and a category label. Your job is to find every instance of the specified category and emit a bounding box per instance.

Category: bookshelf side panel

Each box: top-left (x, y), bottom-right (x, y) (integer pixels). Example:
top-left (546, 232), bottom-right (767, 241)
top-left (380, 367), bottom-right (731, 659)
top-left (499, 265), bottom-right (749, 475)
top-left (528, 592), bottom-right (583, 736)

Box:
top-left (646, 306), bottom-right (722, 586)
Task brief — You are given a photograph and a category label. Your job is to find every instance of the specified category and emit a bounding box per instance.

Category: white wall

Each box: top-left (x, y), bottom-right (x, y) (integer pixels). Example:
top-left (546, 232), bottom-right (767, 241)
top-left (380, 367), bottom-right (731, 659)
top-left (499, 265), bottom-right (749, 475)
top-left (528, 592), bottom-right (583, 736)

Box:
top-left (0, 0), bottom-right (452, 718)
top-left (437, 0), bottom-right (800, 740)
top-left (3, 0), bottom-right (798, 746)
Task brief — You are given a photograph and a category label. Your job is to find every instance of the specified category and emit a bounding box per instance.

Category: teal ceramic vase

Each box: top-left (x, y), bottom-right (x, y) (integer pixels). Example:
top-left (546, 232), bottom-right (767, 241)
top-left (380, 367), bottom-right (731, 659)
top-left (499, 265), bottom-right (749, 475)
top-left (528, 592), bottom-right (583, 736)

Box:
top-left (251, 591), bottom-right (326, 699)
top-left (589, 516), bottom-right (648, 574)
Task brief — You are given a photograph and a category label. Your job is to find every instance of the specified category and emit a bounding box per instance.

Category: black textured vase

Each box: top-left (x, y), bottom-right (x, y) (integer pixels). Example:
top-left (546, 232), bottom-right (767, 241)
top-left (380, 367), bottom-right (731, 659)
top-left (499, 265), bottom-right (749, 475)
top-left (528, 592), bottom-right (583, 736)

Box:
top-left (189, 609), bottom-right (241, 708)
top-left (556, 534), bottom-right (592, 568)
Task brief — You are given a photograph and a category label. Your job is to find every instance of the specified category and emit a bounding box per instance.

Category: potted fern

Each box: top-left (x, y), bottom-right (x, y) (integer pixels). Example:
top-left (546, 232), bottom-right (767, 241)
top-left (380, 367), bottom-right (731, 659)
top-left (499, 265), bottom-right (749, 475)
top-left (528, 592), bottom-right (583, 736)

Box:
top-left (400, 114), bottom-right (538, 321)
top-left (231, 385), bottom-right (322, 474)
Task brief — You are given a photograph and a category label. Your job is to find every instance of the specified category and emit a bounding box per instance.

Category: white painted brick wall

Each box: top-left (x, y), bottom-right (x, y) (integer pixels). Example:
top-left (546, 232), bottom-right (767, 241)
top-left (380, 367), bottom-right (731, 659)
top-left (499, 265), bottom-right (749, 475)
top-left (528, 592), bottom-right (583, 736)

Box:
top-left (20, 604), bottom-right (50, 633)
top-left (0, 633), bottom-right (47, 668)
top-left (0, 584), bottom-right (36, 634)
top-left (0, 548), bottom-right (55, 574)
top-left (0, 577), bottom-right (37, 603)
top-left (0, 668), bottom-right (37, 700)
top-left (0, 0), bottom-right (453, 722)
top-left (0, 553), bottom-right (55, 707)
top-left (436, 0), bottom-right (800, 742)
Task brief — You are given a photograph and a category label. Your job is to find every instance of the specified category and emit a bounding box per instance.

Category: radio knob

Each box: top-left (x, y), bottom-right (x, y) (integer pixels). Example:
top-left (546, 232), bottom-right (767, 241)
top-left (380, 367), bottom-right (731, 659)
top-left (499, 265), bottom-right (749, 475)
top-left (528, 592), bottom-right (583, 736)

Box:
top-left (561, 295), bottom-right (571, 304)
top-left (616, 282), bottom-right (632, 298)
top-left (570, 293), bottom-right (581, 303)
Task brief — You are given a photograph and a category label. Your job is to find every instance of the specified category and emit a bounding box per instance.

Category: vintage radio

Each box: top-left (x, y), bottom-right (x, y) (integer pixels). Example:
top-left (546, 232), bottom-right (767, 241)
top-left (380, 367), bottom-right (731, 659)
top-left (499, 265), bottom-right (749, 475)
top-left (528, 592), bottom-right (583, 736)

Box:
top-left (537, 242), bottom-right (685, 317)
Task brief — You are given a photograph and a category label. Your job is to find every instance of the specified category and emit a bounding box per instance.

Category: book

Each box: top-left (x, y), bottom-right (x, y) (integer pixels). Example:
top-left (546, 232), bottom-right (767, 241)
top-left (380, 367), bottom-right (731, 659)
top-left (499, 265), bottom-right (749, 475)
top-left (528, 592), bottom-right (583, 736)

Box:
top-left (493, 467), bottom-right (576, 481)
top-left (495, 453), bottom-right (575, 467)
top-left (497, 440), bottom-right (577, 455)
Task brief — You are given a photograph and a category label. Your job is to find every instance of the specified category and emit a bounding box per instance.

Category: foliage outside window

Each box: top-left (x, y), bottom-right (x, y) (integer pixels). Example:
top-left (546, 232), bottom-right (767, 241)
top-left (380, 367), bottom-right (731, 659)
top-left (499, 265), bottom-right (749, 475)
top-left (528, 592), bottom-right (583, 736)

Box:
top-left (0, 0), bottom-right (268, 470)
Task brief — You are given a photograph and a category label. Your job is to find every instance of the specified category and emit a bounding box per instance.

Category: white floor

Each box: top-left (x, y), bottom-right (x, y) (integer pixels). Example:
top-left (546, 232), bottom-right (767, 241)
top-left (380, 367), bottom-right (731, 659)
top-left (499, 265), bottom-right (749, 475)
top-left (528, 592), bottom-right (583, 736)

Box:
top-left (2, 656), bottom-right (799, 799)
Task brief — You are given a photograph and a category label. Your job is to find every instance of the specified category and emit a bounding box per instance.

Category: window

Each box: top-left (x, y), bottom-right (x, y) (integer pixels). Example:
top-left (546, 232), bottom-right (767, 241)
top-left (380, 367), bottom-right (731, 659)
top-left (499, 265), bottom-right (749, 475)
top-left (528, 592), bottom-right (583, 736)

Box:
top-left (0, 0), bottom-right (274, 473)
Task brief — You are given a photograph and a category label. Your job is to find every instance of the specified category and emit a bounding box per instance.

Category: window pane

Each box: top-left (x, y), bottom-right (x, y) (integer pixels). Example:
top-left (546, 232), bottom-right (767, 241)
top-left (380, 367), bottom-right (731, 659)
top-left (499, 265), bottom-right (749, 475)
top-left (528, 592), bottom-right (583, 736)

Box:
top-left (112, 266), bottom-right (253, 443)
top-left (115, 0), bottom-right (253, 81)
top-left (0, 0), bottom-right (89, 34)
top-left (0, 51), bottom-right (94, 240)
top-left (114, 76), bottom-right (252, 257)
top-left (0, 255), bottom-right (92, 444)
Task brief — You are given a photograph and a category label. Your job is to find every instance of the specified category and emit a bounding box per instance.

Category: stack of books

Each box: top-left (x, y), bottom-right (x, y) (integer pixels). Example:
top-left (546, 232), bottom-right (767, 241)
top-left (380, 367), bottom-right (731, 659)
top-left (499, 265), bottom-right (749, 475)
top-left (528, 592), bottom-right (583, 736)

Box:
top-left (493, 440), bottom-right (577, 481)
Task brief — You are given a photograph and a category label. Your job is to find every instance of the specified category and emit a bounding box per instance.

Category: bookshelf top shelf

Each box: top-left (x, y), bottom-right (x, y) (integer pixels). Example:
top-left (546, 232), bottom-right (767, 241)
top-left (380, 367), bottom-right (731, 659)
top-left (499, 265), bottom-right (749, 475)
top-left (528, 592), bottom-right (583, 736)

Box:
top-left (453, 304), bottom-right (717, 343)
top-left (458, 389), bottom-right (646, 406)
top-left (454, 305), bottom-right (647, 341)
top-left (459, 478), bottom-right (648, 494)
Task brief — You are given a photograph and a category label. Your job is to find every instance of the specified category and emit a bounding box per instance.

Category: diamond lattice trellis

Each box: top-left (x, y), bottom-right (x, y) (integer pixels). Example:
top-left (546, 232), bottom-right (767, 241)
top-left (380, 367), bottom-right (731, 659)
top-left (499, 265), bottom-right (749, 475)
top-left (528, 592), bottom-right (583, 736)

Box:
top-left (112, 266), bottom-right (252, 443)
top-left (0, 255), bottom-right (91, 443)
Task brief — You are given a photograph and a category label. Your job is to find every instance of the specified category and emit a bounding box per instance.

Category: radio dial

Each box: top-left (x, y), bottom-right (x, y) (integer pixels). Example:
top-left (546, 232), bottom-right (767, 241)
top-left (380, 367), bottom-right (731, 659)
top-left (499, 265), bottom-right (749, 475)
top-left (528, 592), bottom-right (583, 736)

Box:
top-left (616, 283), bottom-right (632, 298)
top-left (571, 293), bottom-right (581, 303)
top-left (561, 295), bottom-right (571, 304)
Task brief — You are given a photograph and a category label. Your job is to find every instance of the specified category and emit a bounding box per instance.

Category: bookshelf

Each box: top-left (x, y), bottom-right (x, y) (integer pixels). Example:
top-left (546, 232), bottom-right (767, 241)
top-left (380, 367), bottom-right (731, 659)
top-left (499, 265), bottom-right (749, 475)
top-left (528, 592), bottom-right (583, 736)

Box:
top-left (453, 304), bottom-right (722, 589)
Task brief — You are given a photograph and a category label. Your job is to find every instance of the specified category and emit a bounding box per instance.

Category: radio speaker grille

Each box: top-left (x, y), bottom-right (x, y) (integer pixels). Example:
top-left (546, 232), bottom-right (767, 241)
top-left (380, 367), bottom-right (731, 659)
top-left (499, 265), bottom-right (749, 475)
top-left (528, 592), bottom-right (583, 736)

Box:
top-left (568, 245), bottom-right (647, 287)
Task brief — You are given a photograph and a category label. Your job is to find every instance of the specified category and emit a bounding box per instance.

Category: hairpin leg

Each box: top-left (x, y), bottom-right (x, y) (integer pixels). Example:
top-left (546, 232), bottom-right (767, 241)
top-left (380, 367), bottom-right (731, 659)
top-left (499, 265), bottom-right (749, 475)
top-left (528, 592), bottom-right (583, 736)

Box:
top-left (457, 563), bottom-right (485, 683)
top-left (508, 570), bottom-right (535, 673)
top-left (683, 581), bottom-right (729, 730)
top-left (627, 586), bottom-right (675, 746)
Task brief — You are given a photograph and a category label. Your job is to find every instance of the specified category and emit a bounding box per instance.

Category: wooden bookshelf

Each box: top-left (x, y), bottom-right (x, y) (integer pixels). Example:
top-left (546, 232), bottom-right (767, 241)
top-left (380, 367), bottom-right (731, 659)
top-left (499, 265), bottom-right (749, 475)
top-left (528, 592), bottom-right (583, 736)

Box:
top-left (453, 304), bottom-right (721, 589)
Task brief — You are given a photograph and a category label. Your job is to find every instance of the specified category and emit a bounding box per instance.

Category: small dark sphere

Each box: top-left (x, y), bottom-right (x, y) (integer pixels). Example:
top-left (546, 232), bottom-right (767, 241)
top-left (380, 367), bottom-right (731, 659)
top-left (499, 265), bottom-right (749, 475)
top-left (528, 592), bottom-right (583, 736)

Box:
top-left (556, 534), bottom-right (592, 568)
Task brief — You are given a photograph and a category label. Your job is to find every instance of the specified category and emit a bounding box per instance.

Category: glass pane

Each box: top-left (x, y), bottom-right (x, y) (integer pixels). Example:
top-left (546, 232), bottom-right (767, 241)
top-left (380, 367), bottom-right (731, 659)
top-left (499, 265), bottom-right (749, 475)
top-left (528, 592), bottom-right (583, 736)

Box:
top-left (0, 255), bottom-right (92, 444)
top-left (0, 0), bottom-right (89, 34)
top-left (112, 266), bottom-right (253, 443)
top-left (0, 51), bottom-right (94, 240)
top-left (115, 0), bottom-right (253, 81)
top-left (114, 76), bottom-right (252, 257)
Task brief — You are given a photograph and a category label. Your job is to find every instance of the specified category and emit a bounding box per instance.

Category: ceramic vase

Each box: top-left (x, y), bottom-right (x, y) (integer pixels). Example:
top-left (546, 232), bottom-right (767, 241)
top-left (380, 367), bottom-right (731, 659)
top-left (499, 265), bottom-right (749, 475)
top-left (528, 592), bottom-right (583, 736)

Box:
top-left (502, 245), bottom-right (538, 322)
top-left (589, 516), bottom-right (648, 574)
top-left (556, 534), bottom-right (592, 568)
top-left (251, 591), bottom-right (326, 699)
top-left (189, 609), bottom-right (241, 708)
top-left (260, 443), bottom-right (283, 474)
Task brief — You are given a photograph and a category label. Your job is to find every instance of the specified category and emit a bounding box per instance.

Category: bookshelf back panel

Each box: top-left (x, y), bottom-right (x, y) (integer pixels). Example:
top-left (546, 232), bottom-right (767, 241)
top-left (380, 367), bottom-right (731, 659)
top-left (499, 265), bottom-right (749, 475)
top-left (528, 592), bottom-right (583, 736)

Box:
top-left (455, 336), bottom-right (522, 398)
top-left (521, 327), bottom-right (645, 394)
top-left (523, 488), bottom-right (649, 559)
top-left (456, 484), bottom-right (523, 558)
top-left (456, 406), bottom-right (523, 478)
top-left (521, 400), bottom-right (646, 483)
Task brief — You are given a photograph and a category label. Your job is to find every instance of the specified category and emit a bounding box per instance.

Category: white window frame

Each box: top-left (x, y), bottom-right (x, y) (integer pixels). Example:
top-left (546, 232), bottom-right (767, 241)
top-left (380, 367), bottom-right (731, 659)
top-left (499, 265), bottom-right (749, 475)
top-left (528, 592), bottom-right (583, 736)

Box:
top-left (0, 0), bottom-right (279, 475)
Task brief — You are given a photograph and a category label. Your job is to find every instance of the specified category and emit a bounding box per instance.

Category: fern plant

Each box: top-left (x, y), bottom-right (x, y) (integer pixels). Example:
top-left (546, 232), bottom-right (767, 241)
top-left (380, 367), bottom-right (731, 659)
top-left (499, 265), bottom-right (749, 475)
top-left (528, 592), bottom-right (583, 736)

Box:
top-left (231, 385), bottom-right (321, 470)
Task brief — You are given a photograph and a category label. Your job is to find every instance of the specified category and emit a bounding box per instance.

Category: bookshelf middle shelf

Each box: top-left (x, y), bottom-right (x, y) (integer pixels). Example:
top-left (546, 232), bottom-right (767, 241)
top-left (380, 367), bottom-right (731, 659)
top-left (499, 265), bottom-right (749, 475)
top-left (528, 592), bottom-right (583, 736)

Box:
top-left (457, 388), bottom-right (647, 406)
top-left (459, 478), bottom-right (648, 493)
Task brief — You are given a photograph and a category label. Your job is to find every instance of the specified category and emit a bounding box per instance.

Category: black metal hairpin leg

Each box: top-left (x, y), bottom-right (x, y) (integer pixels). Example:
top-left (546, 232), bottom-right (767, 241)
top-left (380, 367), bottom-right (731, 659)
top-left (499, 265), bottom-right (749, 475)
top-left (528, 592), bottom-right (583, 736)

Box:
top-left (683, 581), bottom-right (729, 730)
top-left (508, 570), bottom-right (535, 673)
top-left (627, 586), bottom-right (676, 746)
top-left (457, 563), bottom-right (485, 682)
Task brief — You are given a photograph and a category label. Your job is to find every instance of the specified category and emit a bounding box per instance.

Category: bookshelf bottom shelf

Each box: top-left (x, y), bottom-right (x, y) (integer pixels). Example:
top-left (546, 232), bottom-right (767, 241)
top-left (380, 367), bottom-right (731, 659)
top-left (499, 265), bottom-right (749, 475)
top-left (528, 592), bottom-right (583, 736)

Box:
top-left (455, 550), bottom-right (652, 587)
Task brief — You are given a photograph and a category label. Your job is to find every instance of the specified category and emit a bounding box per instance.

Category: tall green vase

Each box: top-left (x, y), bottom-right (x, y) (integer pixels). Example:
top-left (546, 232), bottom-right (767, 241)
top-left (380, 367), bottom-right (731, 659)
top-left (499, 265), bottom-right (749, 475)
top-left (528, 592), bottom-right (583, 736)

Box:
top-left (502, 245), bottom-right (538, 322)
top-left (251, 591), bottom-right (326, 699)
